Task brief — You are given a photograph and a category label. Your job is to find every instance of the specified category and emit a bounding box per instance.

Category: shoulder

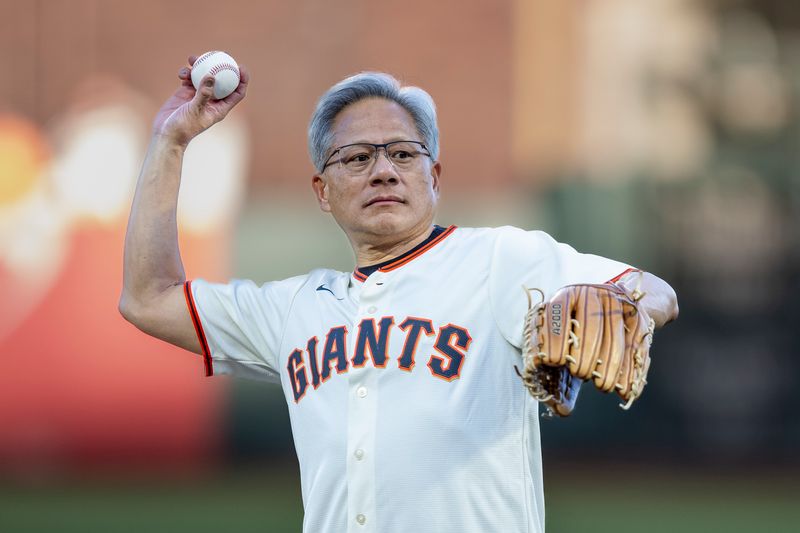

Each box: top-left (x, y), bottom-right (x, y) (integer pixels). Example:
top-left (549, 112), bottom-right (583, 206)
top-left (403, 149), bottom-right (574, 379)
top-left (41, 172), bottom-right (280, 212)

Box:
top-left (451, 225), bottom-right (560, 254)
top-left (261, 268), bottom-right (351, 297)
top-left (194, 268), bottom-right (349, 300)
top-left (299, 268), bottom-right (347, 286)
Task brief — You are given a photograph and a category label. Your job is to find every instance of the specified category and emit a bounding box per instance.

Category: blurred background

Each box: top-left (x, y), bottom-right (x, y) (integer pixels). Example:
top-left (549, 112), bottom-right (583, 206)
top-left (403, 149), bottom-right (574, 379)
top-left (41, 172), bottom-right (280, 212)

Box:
top-left (1, 0), bottom-right (798, 531)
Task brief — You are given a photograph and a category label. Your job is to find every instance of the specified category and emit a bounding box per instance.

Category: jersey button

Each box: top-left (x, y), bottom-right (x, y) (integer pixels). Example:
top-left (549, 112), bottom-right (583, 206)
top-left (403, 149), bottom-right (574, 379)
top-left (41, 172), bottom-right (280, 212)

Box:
top-left (354, 448), bottom-right (364, 460)
top-left (356, 514), bottom-right (366, 525)
top-left (356, 386), bottom-right (368, 398)
top-left (367, 305), bottom-right (377, 314)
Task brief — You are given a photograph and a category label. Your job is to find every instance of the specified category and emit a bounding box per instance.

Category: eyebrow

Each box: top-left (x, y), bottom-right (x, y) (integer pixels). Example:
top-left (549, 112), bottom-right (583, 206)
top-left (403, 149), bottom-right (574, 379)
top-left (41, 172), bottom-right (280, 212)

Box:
top-left (336, 136), bottom-right (421, 149)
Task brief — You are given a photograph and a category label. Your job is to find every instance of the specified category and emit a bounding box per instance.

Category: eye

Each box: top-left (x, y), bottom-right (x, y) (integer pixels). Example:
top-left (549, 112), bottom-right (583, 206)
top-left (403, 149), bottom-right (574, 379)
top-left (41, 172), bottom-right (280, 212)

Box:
top-left (390, 150), bottom-right (414, 160)
top-left (344, 151), bottom-right (372, 164)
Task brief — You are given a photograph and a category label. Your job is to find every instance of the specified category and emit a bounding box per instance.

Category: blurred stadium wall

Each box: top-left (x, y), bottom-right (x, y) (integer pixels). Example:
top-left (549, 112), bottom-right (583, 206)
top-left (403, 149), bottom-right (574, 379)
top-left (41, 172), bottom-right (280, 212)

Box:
top-left (0, 0), bottom-right (798, 480)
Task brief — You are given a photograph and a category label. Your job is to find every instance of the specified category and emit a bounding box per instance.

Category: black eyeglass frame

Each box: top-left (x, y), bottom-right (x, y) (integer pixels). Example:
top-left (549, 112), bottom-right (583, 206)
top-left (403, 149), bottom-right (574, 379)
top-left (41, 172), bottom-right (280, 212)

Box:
top-left (321, 140), bottom-right (432, 172)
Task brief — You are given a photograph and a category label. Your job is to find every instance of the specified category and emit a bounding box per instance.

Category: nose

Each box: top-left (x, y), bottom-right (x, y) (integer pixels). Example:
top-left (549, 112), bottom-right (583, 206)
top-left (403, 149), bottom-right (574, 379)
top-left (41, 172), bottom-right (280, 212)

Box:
top-left (368, 147), bottom-right (399, 184)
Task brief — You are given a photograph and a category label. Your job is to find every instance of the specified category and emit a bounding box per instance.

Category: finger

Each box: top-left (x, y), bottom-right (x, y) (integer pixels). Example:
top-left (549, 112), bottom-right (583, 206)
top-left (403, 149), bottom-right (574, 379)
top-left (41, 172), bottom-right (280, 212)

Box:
top-left (178, 66), bottom-right (194, 89)
top-left (192, 74), bottom-right (216, 108)
top-left (237, 64), bottom-right (250, 90)
top-left (188, 55), bottom-right (198, 66)
top-left (219, 64), bottom-right (249, 105)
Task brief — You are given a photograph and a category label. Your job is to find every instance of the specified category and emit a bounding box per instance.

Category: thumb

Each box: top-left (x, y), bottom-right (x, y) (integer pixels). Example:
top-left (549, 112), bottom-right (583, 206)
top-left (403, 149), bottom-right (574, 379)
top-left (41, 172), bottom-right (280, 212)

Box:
top-left (192, 74), bottom-right (216, 108)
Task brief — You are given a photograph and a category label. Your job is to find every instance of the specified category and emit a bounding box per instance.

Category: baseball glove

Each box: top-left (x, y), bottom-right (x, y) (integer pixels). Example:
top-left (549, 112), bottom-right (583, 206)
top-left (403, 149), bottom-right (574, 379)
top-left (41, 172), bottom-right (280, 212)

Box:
top-left (519, 282), bottom-right (655, 418)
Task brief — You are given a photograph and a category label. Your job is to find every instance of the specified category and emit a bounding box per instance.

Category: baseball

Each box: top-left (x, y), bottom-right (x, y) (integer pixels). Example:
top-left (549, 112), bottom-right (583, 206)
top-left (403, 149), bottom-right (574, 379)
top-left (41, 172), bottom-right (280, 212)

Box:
top-left (191, 51), bottom-right (240, 100)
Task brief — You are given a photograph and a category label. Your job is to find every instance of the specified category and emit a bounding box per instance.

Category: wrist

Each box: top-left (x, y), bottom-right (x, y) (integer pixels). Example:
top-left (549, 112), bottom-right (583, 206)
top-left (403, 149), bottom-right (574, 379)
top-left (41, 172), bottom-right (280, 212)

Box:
top-left (610, 270), bottom-right (644, 300)
top-left (151, 131), bottom-right (190, 152)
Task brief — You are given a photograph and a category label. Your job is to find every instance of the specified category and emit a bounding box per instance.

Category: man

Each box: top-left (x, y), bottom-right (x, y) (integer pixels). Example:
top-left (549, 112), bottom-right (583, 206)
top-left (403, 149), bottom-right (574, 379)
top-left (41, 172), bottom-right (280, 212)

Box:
top-left (120, 57), bottom-right (678, 533)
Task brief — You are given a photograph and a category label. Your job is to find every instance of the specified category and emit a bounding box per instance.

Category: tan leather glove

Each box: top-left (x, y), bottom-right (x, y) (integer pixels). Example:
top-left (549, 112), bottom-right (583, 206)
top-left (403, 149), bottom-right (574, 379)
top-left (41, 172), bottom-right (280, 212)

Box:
top-left (519, 283), bottom-right (655, 417)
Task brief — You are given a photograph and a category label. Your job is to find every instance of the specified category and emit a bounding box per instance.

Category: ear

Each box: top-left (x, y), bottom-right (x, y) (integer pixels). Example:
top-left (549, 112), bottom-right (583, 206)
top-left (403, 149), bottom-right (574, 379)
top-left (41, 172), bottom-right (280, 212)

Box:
top-left (312, 174), bottom-right (331, 212)
top-left (430, 161), bottom-right (442, 197)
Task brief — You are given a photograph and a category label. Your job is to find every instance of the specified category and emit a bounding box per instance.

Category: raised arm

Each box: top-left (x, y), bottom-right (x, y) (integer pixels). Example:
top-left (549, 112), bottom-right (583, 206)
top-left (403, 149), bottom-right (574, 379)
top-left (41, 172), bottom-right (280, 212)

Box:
top-left (118, 56), bottom-right (249, 352)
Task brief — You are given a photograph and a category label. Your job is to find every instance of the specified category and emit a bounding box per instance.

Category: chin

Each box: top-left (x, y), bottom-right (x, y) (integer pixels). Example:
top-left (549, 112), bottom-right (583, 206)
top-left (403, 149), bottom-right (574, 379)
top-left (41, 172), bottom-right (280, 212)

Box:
top-left (366, 215), bottom-right (406, 235)
top-left (356, 211), bottom-right (419, 237)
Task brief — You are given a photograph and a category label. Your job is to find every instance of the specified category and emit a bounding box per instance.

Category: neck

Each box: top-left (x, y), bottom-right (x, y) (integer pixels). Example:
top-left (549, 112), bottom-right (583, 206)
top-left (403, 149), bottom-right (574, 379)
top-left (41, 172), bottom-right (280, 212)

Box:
top-left (353, 224), bottom-right (435, 267)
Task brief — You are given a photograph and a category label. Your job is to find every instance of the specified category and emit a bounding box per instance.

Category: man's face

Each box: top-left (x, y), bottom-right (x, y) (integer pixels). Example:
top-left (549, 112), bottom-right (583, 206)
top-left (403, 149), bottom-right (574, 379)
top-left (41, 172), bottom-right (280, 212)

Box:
top-left (312, 98), bottom-right (441, 245)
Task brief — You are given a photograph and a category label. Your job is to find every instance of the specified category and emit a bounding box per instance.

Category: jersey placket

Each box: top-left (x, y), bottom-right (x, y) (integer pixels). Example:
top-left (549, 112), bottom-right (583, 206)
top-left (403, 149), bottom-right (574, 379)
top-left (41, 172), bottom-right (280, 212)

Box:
top-left (346, 270), bottom-right (389, 532)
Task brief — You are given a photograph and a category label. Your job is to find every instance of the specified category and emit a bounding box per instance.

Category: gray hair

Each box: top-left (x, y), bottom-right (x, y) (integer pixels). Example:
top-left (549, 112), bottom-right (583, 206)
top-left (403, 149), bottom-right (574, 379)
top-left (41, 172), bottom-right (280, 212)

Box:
top-left (308, 72), bottom-right (439, 172)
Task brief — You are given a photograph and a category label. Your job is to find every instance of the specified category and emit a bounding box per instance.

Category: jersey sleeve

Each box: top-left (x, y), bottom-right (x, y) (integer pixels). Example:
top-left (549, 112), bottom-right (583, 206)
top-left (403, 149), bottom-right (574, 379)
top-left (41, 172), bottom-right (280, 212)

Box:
top-left (184, 277), bottom-right (300, 382)
top-left (488, 226), bottom-right (633, 349)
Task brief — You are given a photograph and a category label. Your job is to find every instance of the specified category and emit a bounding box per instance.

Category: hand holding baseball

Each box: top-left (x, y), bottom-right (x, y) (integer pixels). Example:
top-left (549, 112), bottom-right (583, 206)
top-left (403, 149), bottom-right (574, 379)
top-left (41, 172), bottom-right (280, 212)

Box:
top-left (152, 53), bottom-right (248, 147)
top-left (190, 51), bottom-right (241, 100)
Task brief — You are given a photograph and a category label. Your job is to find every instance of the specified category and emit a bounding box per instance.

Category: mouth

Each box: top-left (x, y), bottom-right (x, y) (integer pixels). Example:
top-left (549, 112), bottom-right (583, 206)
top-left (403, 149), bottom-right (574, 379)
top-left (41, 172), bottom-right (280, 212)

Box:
top-left (364, 196), bottom-right (405, 207)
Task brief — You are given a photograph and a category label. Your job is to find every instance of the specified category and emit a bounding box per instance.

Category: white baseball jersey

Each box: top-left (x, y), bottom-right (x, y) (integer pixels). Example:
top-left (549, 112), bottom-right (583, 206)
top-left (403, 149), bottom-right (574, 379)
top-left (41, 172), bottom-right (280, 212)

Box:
top-left (184, 225), bottom-right (632, 533)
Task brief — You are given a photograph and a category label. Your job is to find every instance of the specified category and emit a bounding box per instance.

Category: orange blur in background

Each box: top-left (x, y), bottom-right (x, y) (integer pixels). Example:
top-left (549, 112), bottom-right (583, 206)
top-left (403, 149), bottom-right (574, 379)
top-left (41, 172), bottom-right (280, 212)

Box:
top-left (0, 108), bottom-right (231, 474)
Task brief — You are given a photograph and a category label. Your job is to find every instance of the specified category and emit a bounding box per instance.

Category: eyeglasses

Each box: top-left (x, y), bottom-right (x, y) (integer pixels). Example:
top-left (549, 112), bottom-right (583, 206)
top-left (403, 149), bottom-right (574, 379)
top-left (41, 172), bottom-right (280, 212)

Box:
top-left (321, 141), bottom-right (432, 175)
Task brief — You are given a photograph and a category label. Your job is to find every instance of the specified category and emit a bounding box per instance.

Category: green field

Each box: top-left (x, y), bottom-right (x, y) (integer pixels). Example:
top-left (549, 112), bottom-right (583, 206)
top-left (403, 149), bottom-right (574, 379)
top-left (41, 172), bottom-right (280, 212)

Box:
top-left (0, 468), bottom-right (797, 532)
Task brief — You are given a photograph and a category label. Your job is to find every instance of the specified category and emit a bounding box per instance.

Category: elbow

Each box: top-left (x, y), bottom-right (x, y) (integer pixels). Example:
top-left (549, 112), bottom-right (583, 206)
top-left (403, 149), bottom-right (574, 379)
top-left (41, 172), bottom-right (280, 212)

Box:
top-left (119, 292), bottom-right (156, 337)
top-left (118, 291), bottom-right (142, 326)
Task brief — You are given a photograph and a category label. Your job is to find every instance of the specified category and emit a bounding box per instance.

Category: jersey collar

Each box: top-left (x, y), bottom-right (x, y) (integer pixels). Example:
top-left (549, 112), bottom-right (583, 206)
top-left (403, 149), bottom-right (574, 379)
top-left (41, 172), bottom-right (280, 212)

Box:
top-left (353, 225), bottom-right (456, 282)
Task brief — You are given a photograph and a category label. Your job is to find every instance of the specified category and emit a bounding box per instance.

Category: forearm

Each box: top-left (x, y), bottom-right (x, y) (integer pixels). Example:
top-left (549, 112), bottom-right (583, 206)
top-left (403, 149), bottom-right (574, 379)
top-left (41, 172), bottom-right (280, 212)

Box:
top-left (616, 271), bottom-right (679, 328)
top-left (121, 135), bottom-right (188, 312)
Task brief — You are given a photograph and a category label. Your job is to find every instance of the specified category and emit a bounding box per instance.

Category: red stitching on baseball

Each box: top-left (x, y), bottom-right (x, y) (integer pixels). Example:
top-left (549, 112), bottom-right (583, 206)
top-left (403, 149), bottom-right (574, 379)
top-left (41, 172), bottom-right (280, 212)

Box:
top-left (194, 51), bottom-right (219, 66)
top-left (208, 62), bottom-right (239, 76)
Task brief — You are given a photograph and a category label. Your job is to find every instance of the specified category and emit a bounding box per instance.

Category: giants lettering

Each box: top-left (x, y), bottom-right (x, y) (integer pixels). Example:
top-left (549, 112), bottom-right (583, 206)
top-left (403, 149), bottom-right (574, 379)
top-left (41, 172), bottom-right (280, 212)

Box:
top-left (320, 326), bottom-right (348, 382)
top-left (397, 317), bottom-right (434, 371)
top-left (287, 349), bottom-right (309, 402)
top-left (352, 317), bottom-right (394, 368)
top-left (428, 324), bottom-right (472, 381)
top-left (287, 316), bottom-right (472, 403)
